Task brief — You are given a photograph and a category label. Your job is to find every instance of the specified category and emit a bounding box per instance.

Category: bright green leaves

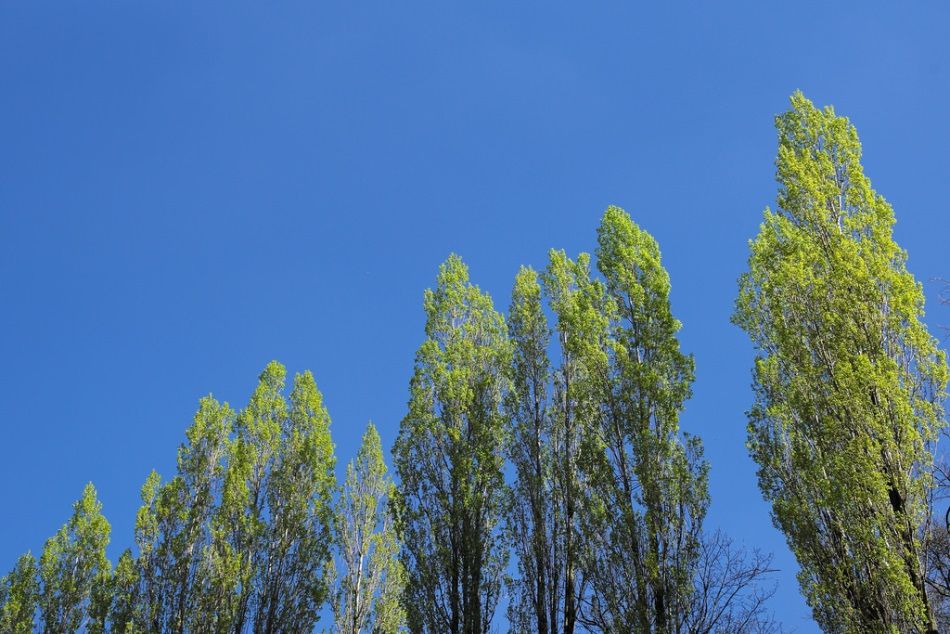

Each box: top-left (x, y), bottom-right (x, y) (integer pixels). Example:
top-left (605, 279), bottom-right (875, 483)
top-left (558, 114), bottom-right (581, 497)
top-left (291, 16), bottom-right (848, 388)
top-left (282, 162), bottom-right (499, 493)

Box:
top-left (106, 549), bottom-right (139, 633)
top-left (394, 254), bottom-right (511, 634)
top-left (12, 107), bottom-right (937, 630)
top-left (597, 205), bottom-right (694, 415)
top-left (735, 92), bottom-right (948, 633)
top-left (39, 482), bottom-right (111, 634)
top-left (252, 367), bottom-right (337, 631)
top-left (0, 363), bottom-right (336, 634)
top-left (500, 207), bottom-right (776, 633)
top-left (575, 207), bottom-right (708, 633)
top-left (119, 361), bottom-right (336, 633)
top-left (133, 396), bottom-right (233, 632)
top-left (505, 265), bottom-right (560, 633)
top-left (0, 206), bottom-right (792, 634)
top-left (331, 423), bottom-right (406, 634)
top-left (212, 362), bottom-right (337, 633)
top-left (0, 552), bottom-right (39, 634)
top-left (541, 248), bottom-right (612, 634)
top-left (504, 207), bottom-right (739, 634)
top-left (597, 205), bottom-right (670, 320)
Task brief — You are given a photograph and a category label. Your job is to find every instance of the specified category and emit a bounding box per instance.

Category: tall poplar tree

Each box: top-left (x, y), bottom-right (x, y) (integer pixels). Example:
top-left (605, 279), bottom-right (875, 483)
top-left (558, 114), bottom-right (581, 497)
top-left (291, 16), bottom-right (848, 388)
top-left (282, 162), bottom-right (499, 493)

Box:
top-left (107, 549), bottom-right (140, 633)
top-left (39, 483), bottom-right (112, 634)
top-left (393, 254), bottom-right (511, 634)
top-left (123, 361), bottom-right (335, 633)
top-left (506, 259), bottom-right (604, 634)
top-left (506, 207), bottom-right (777, 634)
top-left (580, 207), bottom-right (708, 633)
top-left (505, 265), bottom-right (560, 634)
top-left (542, 249), bottom-right (612, 634)
top-left (331, 423), bottom-right (406, 634)
top-left (132, 396), bottom-right (233, 633)
top-left (216, 361), bottom-right (337, 633)
top-left (734, 92), bottom-right (948, 633)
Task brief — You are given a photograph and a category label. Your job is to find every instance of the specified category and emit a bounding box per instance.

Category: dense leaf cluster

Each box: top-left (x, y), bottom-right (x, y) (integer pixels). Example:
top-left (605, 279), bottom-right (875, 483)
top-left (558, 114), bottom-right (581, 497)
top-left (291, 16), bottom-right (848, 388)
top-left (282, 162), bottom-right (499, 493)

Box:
top-left (734, 93), bottom-right (948, 634)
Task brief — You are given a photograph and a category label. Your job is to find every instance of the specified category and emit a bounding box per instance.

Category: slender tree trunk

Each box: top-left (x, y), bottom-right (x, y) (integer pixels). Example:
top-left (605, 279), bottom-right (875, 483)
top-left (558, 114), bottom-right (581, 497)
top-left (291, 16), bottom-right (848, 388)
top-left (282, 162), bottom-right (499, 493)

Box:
top-left (561, 345), bottom-right (576, 634)
top-left (533, 397), bottom-right (549, 634)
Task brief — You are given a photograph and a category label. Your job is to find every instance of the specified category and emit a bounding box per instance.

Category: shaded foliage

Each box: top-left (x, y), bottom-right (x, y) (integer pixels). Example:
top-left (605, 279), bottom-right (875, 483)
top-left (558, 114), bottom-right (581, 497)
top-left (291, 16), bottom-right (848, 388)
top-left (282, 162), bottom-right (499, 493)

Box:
top-left (393, 254), bottom-right (511, 634)
top-left (506, 207), bottom-right (781, 634)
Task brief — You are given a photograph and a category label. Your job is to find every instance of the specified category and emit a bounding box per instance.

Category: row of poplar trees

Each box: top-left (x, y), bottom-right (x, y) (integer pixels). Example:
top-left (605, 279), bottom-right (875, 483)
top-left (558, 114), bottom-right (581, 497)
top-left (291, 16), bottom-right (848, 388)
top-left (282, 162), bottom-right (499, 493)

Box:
top-left (3, 92), bottom-right (949, 634)
top-left (0, 365), bottom-right (405, 634)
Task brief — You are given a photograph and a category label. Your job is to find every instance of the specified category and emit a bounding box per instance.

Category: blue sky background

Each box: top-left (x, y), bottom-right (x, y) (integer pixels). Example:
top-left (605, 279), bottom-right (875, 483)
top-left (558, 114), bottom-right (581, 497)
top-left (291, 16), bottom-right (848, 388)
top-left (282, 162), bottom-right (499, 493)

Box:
top-left (2, 3), bottom-right (950, 631)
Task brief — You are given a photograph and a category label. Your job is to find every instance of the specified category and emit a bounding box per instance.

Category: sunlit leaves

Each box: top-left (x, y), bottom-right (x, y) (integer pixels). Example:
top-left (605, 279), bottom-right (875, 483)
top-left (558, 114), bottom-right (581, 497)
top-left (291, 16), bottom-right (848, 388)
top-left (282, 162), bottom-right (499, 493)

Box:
top-left (393, 254), bottom-right (511, 634)
top-left (734, 92), bottom-right (948, 633)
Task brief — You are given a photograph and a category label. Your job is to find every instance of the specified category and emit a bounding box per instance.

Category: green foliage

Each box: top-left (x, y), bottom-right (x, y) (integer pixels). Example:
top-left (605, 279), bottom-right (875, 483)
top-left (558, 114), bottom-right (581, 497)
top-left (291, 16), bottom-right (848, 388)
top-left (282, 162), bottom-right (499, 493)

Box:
top-left (505, 207), bottom-right (767, 634)
top-left (393, 254), bottom-right (511, 634)
top-left (505, 265), bottom-right (562, 633)
top-left (39, 482), bottom-right (112, 634)
top-left (579, 207), bottom-right (708, 633)
top-left (0, 552), bottom-right (39, 633)
top-left (16, 97), bottom-right (945, 631)
top-left (734, 92), bottom-right (948, 633)
top-left (331, 423), bottom-right (406, 634)
top-left (133, 396), bottom-right (232, 633)
top-left (542, 248), bottom-right (613, 634)
top-left (118, 361), bottom-right (336, 633)
top-left (107, 549), bottom-right (139, 633)
top-left (214, 362), bottom-right (337, 633)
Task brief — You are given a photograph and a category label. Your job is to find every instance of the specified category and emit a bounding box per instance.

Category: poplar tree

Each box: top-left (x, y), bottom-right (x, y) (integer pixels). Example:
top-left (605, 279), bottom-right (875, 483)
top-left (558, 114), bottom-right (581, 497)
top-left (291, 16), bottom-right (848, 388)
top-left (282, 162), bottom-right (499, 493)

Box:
top-left (506, 208), bottom-right (777, 634)
top-left (580, 207), bottom-right (708, 633)
top-left (331, 423), bottom-right (406, 634)
top-left (0, 552), bottom-right (39, 633)
top-left (107, 549), bottom-right (140, 633)
top-left (506, 259), bottom-right (604, 634)
top-left (393, 254), bottom-right (511, 634)
top-left (216, 361), bottom-right (337, 633)
top-left (133, 396), bottom-right (233, 633)
top-left (39, 482), bottom-right (112, 634)
top-left (123, 362), bottom-right (335, 633)
top-left (734, 92), bottom-right (948, 633)
top-left (505, 265), bottom-right (561, 634)
top-left (542, 249), bottom-right (612, 634)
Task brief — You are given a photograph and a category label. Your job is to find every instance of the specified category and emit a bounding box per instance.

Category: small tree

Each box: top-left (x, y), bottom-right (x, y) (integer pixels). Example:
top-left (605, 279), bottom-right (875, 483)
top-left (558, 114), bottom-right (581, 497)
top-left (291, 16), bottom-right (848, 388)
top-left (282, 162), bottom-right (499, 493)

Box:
top-left (39, 483), bottom-right (112, 634)
top-left (331, 423), bottom-right (406, 634)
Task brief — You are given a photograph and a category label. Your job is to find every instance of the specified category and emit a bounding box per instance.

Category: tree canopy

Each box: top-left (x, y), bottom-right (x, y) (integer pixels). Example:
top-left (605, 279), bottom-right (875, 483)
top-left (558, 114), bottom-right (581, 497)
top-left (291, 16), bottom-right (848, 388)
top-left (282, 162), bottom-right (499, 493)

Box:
top-left (3, 92), bottom-right (947, 634)
top-left (734, 92), bottom-right (948, 633)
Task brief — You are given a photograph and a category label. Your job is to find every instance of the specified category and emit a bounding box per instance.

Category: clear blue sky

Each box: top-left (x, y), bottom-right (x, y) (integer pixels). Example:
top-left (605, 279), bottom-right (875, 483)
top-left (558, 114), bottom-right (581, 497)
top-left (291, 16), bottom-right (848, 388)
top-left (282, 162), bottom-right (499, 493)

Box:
top-left (2, 3), bottom-right (949, 631)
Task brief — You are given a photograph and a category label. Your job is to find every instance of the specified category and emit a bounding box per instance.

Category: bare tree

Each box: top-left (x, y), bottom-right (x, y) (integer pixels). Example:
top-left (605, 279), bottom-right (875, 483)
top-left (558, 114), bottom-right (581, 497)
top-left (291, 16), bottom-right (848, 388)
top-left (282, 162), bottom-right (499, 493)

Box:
top-left (684, 531), bottom-right (783, 634)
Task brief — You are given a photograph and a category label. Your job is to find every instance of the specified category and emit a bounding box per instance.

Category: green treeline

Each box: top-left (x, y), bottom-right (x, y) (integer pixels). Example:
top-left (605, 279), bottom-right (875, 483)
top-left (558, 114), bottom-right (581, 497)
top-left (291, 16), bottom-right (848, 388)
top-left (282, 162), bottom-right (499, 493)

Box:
top-left (2, 93), bottom-right (949, 634)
